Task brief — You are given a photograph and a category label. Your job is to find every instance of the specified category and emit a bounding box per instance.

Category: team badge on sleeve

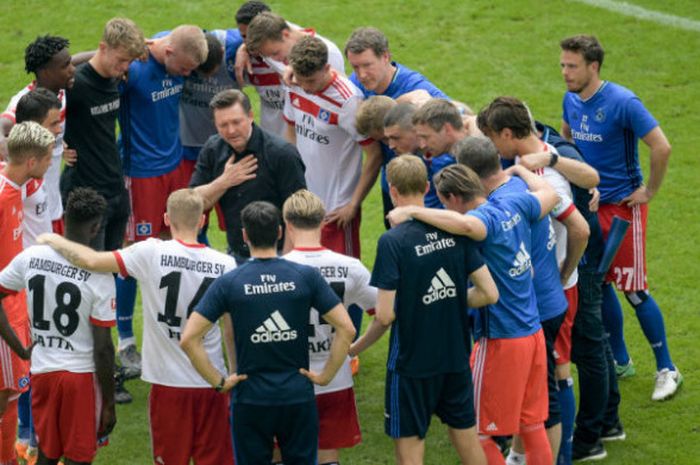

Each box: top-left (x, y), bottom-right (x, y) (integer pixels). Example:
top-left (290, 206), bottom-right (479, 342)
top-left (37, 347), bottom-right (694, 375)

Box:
top-left (136, 221), bottom-right (152, 237)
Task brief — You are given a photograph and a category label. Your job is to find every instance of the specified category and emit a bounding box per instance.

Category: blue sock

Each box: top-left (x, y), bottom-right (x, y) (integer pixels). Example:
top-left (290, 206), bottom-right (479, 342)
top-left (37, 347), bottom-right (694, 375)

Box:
top-left (348, 304), bottom-right (363, 342)
top-left (601, 283), bottom-right (630, 365)
top-left (116, 275), bottom-right (137, 342)
top-left (557, 378), bottom-right (575, 465)
top-left (625, 291), bottom-right (674, 371)
top-left (17, 389), bottom-right (31, 442)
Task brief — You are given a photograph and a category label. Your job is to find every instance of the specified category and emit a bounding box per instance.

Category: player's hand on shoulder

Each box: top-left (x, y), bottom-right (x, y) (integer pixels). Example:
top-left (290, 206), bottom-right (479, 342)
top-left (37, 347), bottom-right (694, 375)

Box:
top-left (622, 185), bottom-right (652, 207)
top-left (222, 373), bottom-right (248, 392)
top-left (518, 151), bottom-right (550, 171)
top-left (299, 368), bottom-right (331, 386)
top-left (36, 232), bottom-right (62, 247)
top-left (62, 143), bottom-right (77, 167)
top-left (234, 43), bottom-right (252, 87)
top-left (386, 206), bottom-right (414, 227)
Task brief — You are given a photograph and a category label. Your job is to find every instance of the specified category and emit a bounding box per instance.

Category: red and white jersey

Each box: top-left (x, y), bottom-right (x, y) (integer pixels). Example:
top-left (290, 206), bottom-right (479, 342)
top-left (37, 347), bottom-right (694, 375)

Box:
top-left (2, 82), bottom-right (65, 221)
top-left (0, 173), bottom-right (27, 328)
top-left (0, 245), bottom-right (116, 374)
top-left (21, 179), bottom-right (51, 247)
top-left (283, 72), bottom-right (372, 212)
top-left (114, 238), bottom-right (236, 388)
top-left (284, 247), bottom-right (376, 394)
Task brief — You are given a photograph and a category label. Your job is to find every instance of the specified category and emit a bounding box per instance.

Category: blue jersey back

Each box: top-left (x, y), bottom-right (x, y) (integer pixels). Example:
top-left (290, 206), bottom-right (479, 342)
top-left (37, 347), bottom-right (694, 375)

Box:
top-left (495, 177), bottom-right (567, 321)
top-left (468, 194), bottom-right (542, 339)
top-left (196, 258), bottom-right (340, 405)
top-left (562, 81), bottom-right (657, 203)
top-left (119, 32), bottom-right (184, 177)
top-left (424, 153), bottom-right (455, 208)
top-left (371, 220), bottom-right (483, 376)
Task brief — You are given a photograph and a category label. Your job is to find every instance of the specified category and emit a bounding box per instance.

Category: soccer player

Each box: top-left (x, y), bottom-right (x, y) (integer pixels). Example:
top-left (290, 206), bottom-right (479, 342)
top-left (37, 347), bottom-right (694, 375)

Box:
top-left (388, 162), bottom-right (558, 465)
top-left (38, 188), bottom-right (237, 465)
top-left (1, 34), bottom-right (75, 234)
top-left (181, 201), bottom-right (356, 465)
top-left (283, 36), bottom-right (382, 258)
top-left (190, 89), bottom-right (306, 261)
top-left (116, 24), bottom-right (208, 376)
top-left (559, 35), bottom-right (680, 400)
top-left (344, 27), bottom-right (448, 223)
top-left (0, 121), bottom-right (55, 465)
top-left (283, 189), bottom-right (377, 465)
top-left (351, 155), bottom-right (497, 465)
top-left (0, 187), bottom-right (116, 465)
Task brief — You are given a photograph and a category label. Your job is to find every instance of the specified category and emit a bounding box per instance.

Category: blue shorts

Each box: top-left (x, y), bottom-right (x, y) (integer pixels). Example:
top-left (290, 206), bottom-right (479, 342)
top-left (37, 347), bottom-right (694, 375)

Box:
top-left (385, 370), bottom-right (475, 439)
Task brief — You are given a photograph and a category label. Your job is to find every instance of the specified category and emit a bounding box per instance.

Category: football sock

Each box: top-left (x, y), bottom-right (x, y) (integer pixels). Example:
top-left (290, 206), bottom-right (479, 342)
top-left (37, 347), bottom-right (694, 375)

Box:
top-left (601, 283), bottom-right (630, 365)
top-left (520, 423), bottom-right (553, 465)
top-left (625, 291), bottom-right (674, 371)
top-left (17, 391), bottom-right (30, 443)
top-left (0, 400), bottom-right (18, 462)
top-left (116, 275), bottom-right (137, 344)
top-left (348, 304), bottom-right (363, 342)
top-left (557, 378), bottom-right (575, 465)
top-left (505, 449), bottom-right (526, 465)
top-left (480, 437), bottom-right (506, 465)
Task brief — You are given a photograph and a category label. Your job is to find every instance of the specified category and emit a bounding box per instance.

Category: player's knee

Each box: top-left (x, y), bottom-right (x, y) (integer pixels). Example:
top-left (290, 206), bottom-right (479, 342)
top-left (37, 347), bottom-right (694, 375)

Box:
top-left (624, 290), bottom-right (649, 308)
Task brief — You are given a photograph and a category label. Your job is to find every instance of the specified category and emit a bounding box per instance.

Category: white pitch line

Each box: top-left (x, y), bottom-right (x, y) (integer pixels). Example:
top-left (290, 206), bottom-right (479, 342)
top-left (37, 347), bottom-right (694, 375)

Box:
top-left (570, 0), bottom-right (700, 32)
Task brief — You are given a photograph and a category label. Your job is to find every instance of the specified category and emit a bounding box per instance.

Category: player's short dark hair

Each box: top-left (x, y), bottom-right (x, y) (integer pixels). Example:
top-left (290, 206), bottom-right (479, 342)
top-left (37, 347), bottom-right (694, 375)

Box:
top-left (15, 88), bottom-right (61, 125)
top-left (198, 32), bottom-right (224, 75)
top-left (412, 99), bottom-right (462, 132)
top-left (477, 96), bottom-right (534, 139)
top-left (433, 164), bottom-right (485, 203)
top-left (560, 35), bottom-right (604, 69)
top-left (209, 89), bottom-right (252, 113)
top-left (245, 12), bottom-right (289, 54)
top-left (452, 137), bottom-right (501, 178)
top-left (344, 27), bottom-right (389, 57)
top-left (65, 188), bottom-right (107, 226)
top-left (235, 1), bottom-right (271, 25)
top-left (25, 35), bottom-right (70, 74)
top-left (288, 36), bottom-right (327, 77)
top-left (384, 102), bottom-right (416, 130)
top-left (241, 201), bottom-right (281, 249)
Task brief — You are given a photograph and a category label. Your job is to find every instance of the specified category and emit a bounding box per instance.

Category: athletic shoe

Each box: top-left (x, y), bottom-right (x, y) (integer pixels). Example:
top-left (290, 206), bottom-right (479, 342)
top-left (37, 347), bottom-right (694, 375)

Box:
top-left (601, 422), bottom-right (626, 441)
top-left (118, 344), bottom-right (142, 379)
top-left (652, 368), bottom-right (683, 401)
top-left (615, 359), bottom-right (636, 378)
top-left (350, 355), bottom-right (360, 376)
top-left (114, 367), bottom-right (133, 404)
top-left (26, 446), bottom-right (38, 465)
top-left (572, 440), bottom-right (607, 462)
top-left (15, 442), bottom-right (28, 462)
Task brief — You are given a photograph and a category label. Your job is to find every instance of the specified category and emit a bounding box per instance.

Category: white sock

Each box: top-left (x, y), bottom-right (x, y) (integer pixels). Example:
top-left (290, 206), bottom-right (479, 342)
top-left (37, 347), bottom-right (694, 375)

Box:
top-left (506, 450), bottom-right (526, 465)
top-left (118, 337), bottom-right (136, 352)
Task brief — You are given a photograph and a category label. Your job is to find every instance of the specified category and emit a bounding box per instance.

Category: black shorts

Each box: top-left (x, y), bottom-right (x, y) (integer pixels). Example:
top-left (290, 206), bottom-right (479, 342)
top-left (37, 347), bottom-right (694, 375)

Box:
top-left (384, 370), bottom-right (475, 439)
top-left (542, 311), bottom-right (566, 428)
top-left (231, 400), bottom-right (318, 465)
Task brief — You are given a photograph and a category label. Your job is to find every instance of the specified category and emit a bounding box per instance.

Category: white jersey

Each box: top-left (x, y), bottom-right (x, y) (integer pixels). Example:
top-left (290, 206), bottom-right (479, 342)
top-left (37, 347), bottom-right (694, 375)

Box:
top-left (0, 245), bottom-right (116, 374)
top-left (114, 238), bottom-right (236, 387)
top-left (21, 178), bottom-right (52, 247)
top-left (1, 82), bottom-right (65, 221)
top-left (283, 71), bottom-right (371, 212)
top-left (284, 247), bottom-right (376, 394)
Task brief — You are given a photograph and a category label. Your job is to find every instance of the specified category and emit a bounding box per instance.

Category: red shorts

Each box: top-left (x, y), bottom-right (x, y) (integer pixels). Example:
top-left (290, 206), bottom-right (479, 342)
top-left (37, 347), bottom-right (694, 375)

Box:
top-left (125, 162), bottom-right (190, 242)
top-left (554, 286), bottom-right (579, 365)
top-left (149, 384), bottom-right (234, 465)
top-left (598, 203), bottom-right (648, 291)
top-left (321, 214), bottom-right (361, 259)
top-left (471, 330), bottom-right (548, 436)
top-left (32, 371), bottom-right (100, 463)
top-left (316, 388), bottom-right (361, 450)
top-left (0, 316), bottom-right (31, 395)
top-left (51, 218), bottom-right (64, 235)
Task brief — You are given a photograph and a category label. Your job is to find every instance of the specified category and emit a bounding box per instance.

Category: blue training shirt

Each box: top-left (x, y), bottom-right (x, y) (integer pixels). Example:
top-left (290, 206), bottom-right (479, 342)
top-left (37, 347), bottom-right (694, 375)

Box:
top-left (119, 31), bottom-right (184, 178)
top-left (562, 81), bottom-right (658, 203)
top-left (424, 153), bottom-right (455, 208)
top-left (468, 193), bottom-right (542, 339)
top-left (195, 257), bottom-right (340, 405)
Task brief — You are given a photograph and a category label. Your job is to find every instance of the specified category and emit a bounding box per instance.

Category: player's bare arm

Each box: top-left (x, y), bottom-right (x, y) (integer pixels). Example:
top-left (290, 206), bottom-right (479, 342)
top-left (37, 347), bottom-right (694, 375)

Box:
top-left (561, 120), bottom-right (572, 141)
top-left (559, 208), bottom-right (590, 285)
top-left (300, 303), bottom-right (355, 386)
top-left (519, 151), bottom-right (600, 189)
top-left (93, 324), bottom-right (117, 437)
top-left (181, 312), bottom-right (247, 392)
top-left (285, 121), bottom-right (297, 145)
top-left (195, 154), bottom-right (258, 211)
top-left (505, 164), bottom-right (559, 218)
top-left (350, 306), bottom-right (391, 356)
top-left (623, 126), bottom-right (671, 206)
top-left (221, 314), bottom-right (237, 375)
top-left (374, 289), bottom-right (397, 326)
top-left (0, 297), bottom-right (33, 360)
top-left (37, 233), bottom-right (119, 273)
top-left (325, 140), bottom-right (382, 228)
top-left (387, 206), bottom-right (488, 241)
top-left (466, 265), bottom-right (499, 308)
top-left (234, 42), bottom-right (253, 87)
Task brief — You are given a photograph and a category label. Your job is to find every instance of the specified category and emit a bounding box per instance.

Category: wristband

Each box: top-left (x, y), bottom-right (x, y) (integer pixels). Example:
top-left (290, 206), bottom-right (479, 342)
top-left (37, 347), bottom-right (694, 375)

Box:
top-left (548, 152), bottom-right (559, 167)
top-left (214, 376), bottom-right (226, 392)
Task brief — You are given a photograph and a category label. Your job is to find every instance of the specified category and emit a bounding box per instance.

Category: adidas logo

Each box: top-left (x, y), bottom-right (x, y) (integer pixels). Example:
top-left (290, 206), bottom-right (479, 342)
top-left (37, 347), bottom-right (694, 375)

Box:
top-left (422, 268), bottom-right (457, 305)
top-left (250, 310), bottom-right (298, 344)
top-left (508, 242), bottom-right (532, 277)
top-left (486, 422), bottom-right (498, 432)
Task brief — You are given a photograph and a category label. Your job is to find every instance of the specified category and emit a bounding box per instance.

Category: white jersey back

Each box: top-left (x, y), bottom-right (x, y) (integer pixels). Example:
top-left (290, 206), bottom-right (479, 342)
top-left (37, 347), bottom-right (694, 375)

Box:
top-left (0, 245), bottom-right (116, 374)
top-left (21, 178), bottom-right (52, 246)
top-left (284, 247), bottom-right (376, 394)
top-left (283, 71), bottom-right (371, 212)
top-left (114, 238), bottom-right (236, 387)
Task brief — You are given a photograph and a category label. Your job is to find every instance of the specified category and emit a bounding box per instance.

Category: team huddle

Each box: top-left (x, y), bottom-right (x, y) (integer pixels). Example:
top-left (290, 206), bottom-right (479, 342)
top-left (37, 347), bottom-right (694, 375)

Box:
top-left (0, 1), bottom-right (680, 465)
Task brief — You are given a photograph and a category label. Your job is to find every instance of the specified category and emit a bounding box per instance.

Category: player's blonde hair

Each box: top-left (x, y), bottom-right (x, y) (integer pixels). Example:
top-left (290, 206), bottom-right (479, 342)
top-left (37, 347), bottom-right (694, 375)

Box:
top-left (433, 164), bottom-right (485, 203)
top-left (103, 17), bottom-right (145, 58)
top-left (166, 189), bottom-right (204, 231)
top-left (169, 25), bottom-right (208, 65)
top-left (6, 121), bottom-right (55, 164)
top-left (355, 95), bottom-right (396, 138)
top-left (283, 189), bottom-right (325, 230)
top-left (386, 154), bottom-right (427, 196)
